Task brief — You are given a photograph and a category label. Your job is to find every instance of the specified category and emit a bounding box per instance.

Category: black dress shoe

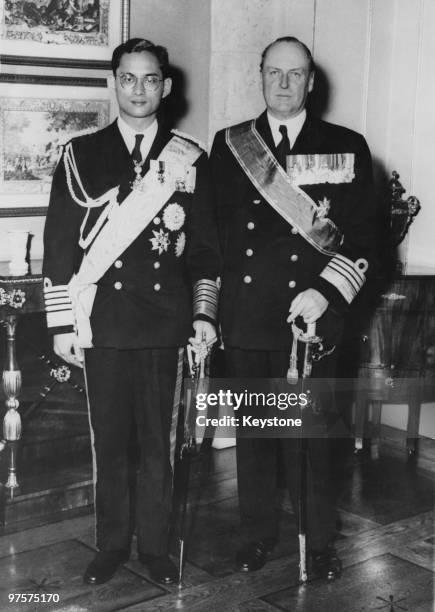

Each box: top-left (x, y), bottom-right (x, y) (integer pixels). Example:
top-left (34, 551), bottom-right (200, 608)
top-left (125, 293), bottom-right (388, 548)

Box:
top-left (235, 541), bottom-right (270, 572)
top-left (310, 545), bottom-right (342, 581)
top-left (139, 554), bottom-right (178, 585)
top-left (83, 550), bottom-right (129, 585)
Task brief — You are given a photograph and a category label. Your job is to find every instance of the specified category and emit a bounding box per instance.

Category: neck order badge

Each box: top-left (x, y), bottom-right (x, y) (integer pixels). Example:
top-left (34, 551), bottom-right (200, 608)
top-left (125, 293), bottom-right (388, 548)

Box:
top-left (132, 133), bottom-right (145, 189)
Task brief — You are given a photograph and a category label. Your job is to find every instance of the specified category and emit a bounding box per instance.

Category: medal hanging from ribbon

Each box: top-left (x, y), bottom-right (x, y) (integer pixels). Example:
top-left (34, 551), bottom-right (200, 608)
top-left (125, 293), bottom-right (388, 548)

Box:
top-left (131, 133), bottom-right (145, 190)
top-left (132, 160), bottom-right (145, 190)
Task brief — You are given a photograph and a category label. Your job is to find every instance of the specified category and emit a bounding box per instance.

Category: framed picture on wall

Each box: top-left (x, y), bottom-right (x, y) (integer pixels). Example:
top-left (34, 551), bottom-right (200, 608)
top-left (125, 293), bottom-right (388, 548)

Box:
top-left (0, 72), bottom-right (114, 217)
top-left (0, 0), bottom-right (130, 66)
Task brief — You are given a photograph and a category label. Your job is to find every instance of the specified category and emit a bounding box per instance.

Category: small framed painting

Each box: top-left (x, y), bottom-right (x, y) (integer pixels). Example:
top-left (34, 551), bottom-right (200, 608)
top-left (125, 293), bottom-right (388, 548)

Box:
top-left (0, 72), bottom-right (113, 216)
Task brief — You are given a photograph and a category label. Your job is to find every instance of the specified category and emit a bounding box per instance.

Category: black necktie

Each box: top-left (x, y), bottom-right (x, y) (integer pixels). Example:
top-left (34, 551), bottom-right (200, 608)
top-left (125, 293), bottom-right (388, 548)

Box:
top-left (276, 124), bottom-right (291, 170)
top-left (132, 133), bottom-right (144, 164)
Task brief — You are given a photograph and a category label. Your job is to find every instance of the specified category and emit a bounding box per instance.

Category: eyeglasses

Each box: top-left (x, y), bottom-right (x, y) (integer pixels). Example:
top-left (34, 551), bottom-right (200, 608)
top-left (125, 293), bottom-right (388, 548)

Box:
top-left (262, 68), bottom-right (307, 83)
top-left (118, 73), bottom-right (163, 91)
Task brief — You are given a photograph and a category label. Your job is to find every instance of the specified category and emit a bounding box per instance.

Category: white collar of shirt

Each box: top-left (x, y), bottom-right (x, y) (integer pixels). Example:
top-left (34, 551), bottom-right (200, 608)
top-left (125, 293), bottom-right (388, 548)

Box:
top-left (267, 109), bottom-right (307, 149)
top-left (117, 116), bottom-right (158, 161)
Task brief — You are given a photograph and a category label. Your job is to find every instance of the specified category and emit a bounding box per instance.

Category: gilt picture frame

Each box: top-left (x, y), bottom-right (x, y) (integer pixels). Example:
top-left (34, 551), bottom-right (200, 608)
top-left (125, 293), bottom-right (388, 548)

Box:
top-left (0, 0), bottom-right (130, 67)
top-left (0, 72), bottom-right (113, 217)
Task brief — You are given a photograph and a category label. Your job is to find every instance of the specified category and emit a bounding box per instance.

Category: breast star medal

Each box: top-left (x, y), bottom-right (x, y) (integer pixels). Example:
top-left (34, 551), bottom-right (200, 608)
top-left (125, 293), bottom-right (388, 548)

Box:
top-left (316, 196), bottom-right (331, 219)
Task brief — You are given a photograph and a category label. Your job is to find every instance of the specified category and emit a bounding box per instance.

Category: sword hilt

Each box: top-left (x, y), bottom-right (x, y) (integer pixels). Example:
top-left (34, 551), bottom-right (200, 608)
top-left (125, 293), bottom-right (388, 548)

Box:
top-left (288, 322), bottom-right (322, 384)
top-left (307, 322), bottom-right (316, 338)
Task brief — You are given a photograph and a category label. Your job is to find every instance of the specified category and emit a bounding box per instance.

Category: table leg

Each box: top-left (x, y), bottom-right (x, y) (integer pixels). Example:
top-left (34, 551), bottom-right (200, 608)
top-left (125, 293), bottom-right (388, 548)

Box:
top-left (1, 314), bottom-right (22, 493)
top-left (370, 400), bottom-right (382, 460)
top-left (354, 390), bottom-right (366, 452)
top-left (406, 396), bottom-right (421, 456)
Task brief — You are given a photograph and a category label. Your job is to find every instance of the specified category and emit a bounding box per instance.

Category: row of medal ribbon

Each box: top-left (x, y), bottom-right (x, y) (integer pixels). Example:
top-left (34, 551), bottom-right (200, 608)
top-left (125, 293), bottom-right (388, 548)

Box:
top-left (285, 152), bottom-right (355, 185)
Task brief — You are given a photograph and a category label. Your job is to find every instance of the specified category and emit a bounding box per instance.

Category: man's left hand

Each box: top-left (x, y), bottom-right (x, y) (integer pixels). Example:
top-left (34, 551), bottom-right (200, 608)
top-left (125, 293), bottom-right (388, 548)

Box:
top-left (288, 289), bottom-right (329, 324)
top-left (189, 320), bottom-right (217, 351)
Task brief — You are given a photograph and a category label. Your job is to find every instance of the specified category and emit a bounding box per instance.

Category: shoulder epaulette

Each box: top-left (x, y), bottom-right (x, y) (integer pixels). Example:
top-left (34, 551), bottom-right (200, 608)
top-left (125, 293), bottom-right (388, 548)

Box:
top-left (171, 128), bottom-right (206, 152)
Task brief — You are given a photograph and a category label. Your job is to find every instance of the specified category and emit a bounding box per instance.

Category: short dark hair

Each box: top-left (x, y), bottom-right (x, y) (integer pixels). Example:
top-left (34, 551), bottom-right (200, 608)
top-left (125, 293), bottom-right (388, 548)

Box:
top-left (260, 36), bottom-right (315, 73)
top-left (111, 38), bottom-right (169, 77)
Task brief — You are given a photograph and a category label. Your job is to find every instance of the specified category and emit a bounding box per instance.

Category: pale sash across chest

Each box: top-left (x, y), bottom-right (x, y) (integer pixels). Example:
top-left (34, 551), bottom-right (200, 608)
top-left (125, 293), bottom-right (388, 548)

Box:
top-left (66, 134), bottom-right (202, 347)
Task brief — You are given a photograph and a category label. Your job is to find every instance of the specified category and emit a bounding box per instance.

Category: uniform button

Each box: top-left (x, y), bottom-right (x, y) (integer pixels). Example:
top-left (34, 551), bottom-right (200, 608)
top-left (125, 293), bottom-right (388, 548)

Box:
top-left (153, 261), bottom-right (160, 269)
top-left (153, 217), bottom-right (160, 225)
top-left (114, 281), bottom-right (123, 290)
top-left (291, 227), bottom-right (298, 235)
top-left (252, 199), bottom-right (261, 205)
top-left (290, 254), bottom-right (298, 262)
top-left (243, 275), bottom-right (252, 284)
top-left (114, 259), bottom-right (123, 269)
top-left (246, 248), bottom-right (253, 257)
top-left (154, 283), bottom-right (161, 291)
top-left (289, 280), bottom-right (296, 288)
top-left (247, 221), bottom-right (255, 230)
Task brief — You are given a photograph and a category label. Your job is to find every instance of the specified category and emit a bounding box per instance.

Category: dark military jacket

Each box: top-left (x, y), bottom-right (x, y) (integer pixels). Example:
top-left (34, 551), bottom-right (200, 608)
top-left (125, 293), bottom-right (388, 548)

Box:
top-left (210, 111), bottom-right (376, 350)
top-left (43, 120), bottom-right (220, 349)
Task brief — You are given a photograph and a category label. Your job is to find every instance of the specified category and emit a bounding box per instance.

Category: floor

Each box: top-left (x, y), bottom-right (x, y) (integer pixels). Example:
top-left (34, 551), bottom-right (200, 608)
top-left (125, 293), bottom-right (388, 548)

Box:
top-left (0, 443), bottom-right (433, 612)
top-left (0, 317), bottom-right (434, 610)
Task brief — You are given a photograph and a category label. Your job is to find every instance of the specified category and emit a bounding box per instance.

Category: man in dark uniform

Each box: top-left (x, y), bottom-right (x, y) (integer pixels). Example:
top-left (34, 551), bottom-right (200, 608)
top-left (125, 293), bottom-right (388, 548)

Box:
top-left (210, 36), bottom-right (375, 579)
top-left (43, 38), bottom-right (220, 585)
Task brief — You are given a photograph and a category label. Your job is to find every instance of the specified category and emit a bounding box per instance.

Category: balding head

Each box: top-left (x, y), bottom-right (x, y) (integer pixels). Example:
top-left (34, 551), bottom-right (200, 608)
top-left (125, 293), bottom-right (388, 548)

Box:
top-left (261, 37), bottom-right (315, 119)
top-left (260, 37), bottom-right (315, 73)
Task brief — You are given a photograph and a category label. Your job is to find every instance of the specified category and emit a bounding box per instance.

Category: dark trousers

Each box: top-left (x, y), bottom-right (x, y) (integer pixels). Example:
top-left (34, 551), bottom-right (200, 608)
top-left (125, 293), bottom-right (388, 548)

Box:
top-left (84, 347), bottom-right (180, 555)
top-left (226, 347), bottom-right (338, 552)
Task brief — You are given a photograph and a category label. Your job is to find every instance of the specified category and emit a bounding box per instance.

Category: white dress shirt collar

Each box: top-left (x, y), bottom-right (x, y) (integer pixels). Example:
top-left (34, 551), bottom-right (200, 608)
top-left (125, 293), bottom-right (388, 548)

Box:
top-left (117, 117), bottom-right (158, 160)
top-left (267, 109), bottom-right (307, 149)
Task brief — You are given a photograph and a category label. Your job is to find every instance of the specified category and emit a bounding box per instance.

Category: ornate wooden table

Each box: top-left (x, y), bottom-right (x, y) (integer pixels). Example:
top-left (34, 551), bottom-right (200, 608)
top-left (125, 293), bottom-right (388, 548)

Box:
top-left (0, 260), bottom-right (44, 494)
top-left (353, 268), bottom-right (435, 457)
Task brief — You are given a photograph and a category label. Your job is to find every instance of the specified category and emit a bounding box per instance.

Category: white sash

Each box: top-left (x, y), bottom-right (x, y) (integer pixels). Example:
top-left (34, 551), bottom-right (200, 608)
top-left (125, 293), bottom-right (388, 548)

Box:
top-left (69, 134), bottom-right (202, 347)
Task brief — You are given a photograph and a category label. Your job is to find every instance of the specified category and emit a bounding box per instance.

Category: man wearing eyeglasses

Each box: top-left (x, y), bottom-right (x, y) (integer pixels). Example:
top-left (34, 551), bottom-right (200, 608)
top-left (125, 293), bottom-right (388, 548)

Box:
top-left (210, 37), bottom-right (376, 580)
top-left (43, 38), bottom-right (220, 585)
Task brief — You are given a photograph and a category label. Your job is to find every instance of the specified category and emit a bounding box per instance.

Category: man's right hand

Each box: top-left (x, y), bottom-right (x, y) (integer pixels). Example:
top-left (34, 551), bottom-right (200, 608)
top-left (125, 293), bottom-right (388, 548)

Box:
top-left (53, 332), bottom-right (84, 369)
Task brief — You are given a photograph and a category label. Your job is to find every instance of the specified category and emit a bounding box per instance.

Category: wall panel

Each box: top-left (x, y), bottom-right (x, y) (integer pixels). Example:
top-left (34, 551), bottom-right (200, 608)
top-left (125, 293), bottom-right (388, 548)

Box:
top-left (405, 0), bottom-right (435, 271)
top-left (208, 0), bottom-right (315, 143)
top-left (313, 0), bottom-right (371, 132)
top-left (130, 0), bottom-right (211, 144)
top-left (365, 0), bottom-right (395, 184)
